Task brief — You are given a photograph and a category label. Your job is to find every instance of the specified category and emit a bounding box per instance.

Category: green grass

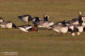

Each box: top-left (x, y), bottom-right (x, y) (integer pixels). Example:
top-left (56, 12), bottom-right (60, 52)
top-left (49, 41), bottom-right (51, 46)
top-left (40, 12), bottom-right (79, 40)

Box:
top-left (0, 0), bottom-right (85, 56)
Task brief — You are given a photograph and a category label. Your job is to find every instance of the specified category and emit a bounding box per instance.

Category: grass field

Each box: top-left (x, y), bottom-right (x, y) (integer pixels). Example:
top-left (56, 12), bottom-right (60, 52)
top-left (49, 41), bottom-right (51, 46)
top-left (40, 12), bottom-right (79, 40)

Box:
top-left (0, 0), bottom-right (85, 56)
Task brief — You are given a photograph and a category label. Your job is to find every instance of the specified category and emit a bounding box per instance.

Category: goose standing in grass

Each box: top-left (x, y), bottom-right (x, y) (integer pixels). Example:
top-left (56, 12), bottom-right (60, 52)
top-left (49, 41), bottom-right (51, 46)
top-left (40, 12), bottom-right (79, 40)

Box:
top-left (18, 15), bottom-right (32, 23)
top-left (32, 15), bottom-right (54, 29)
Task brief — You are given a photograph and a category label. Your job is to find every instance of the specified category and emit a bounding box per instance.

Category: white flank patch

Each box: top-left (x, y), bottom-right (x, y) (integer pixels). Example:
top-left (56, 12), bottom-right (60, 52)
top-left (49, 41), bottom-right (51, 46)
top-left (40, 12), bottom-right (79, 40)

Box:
top-left (26, 26), bottom-right (32, 30)
top-left (48, 22), bottom-right (54, 26)
top-left (38, 22), bottom-right (54, 28)
top-left (18, 27), bottom-right (28, 32)
top-left (53, 26), bottom-right (68, 33)
top-left (77, 26), bottom-right (83, 32)
top-left (60, 27), bottom-right (68, 33)
top-left (6, 23), bottom-right (12, 28)
top-left (22, 16), bottom-right (28, 22)
top-left (69, 25), bottom-right (74, 30)
top-left (53, 28), bottom-right (60, 33)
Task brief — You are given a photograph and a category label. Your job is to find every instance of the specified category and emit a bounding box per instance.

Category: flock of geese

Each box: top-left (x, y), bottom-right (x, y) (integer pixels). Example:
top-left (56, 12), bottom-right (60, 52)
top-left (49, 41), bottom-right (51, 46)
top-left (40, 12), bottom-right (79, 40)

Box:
top-left (0, 12), bottom-right (85, 36)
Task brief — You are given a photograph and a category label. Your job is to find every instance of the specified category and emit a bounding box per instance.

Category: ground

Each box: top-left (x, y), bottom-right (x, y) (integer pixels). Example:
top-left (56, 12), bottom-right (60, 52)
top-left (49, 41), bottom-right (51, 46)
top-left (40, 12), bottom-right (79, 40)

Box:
top-left (0, 0), bottom-right (85, 56)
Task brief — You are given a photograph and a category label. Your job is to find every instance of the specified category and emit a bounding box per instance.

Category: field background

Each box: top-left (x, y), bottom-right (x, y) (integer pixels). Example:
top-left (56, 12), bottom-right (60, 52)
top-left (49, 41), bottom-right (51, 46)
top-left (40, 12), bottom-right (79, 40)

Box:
top-left (0, 0), bottom-right (85, 56)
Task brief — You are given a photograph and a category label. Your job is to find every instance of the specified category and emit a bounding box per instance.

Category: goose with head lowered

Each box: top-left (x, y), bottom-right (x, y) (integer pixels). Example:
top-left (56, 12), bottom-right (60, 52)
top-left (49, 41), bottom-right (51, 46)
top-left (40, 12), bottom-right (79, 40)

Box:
top-left (32, 15), bottom-right (54, 29)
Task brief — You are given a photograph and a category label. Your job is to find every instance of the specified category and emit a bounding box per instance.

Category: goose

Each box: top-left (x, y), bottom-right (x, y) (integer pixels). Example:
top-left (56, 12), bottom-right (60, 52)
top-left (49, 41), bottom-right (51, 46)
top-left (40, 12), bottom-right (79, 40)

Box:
top-left (67, 12), bottom-right (85, 36)
top-left (51, 20), bottom-right (73, 33)
top-left (51, 22), bottom-right (81, 36)
top-left (51, 19), bottom-right (83, 36)
top-left (18, 24), bottom-right (38, 32)
top-left (32, 16), bottom-right (54, 29)
top-left (51, 11), bottom-right (84, 36)
top-left (61, 20), bottom-right (84, 36)
top-left (18, 15), bottom-right (32, 23)
top-left (0, 21), bottom-right (17, 28)
top-left (51, 24), bottom-right (69, 33)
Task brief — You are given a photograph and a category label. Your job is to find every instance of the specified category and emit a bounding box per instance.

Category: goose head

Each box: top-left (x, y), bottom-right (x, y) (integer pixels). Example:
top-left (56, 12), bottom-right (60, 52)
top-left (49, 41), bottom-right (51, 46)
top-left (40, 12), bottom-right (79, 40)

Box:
top-left (32, 17), bottom-right (40, 23)
top-left (43, 15), bottom-right (49, 21)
